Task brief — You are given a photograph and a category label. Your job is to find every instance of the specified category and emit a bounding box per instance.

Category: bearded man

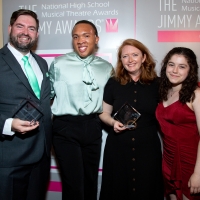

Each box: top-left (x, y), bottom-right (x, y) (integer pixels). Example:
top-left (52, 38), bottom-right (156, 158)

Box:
top-left (0, 9), bottom-right (52, 200)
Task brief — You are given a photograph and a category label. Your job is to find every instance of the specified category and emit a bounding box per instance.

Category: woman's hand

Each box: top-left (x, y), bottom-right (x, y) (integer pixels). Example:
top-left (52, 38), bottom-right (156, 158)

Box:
top-left (113, 120), bottom-right (126, 133)
top-left (188, 172), bottom-right (200, 194)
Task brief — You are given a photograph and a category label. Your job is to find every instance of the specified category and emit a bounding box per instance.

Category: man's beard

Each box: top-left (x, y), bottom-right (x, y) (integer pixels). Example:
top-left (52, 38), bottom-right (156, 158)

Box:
top-left (9, 33), bottom-right (37, 53)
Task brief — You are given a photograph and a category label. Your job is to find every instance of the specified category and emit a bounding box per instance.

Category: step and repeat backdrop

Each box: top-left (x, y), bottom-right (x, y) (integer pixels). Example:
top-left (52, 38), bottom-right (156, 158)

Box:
top-left (2, 0), bottom-right (200, 199)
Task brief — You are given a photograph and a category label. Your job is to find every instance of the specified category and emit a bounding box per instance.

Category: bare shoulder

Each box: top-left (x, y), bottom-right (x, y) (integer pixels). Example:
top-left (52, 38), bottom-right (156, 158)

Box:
top-left (194, 87), bottom-right (200, 98)
top-left (193, 88), bottom-right (200, 128)
top-left (192, 87), bottom-right (200, 109)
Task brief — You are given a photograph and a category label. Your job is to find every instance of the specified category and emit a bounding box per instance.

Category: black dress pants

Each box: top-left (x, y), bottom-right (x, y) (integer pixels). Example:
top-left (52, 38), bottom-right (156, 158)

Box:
top-left (0, 153), bottom-right (50, 200)
top-left (53, 114), bottom-right (102, 200)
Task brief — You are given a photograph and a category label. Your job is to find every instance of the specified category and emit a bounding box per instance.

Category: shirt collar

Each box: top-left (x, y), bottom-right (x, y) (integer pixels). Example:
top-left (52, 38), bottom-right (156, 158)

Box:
top-left (75, 52), bottom-right (95, 62)
top-left (7, 43), bottom-right (31, 62)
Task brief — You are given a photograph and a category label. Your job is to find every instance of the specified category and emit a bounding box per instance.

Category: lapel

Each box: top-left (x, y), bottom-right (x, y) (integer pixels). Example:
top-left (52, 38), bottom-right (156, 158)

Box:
top-left (31, 52), bottom-right (46, 99)
top-left (1, 45), bottom-right (46, 101)
top-left (1, 45), bottom-right (36, 97)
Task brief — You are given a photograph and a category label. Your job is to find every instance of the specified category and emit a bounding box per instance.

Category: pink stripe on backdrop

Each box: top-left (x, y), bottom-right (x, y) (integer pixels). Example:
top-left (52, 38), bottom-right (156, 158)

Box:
top-left (158, 31), bottom-right (200, 42)
top-left (48, 169), bottom-right (103, 192)
top-left (50, 166), bottom-right (57, 169)
top-left (48, 181), bottom-right (62, 192)
top-left (39, 54), bottom-right (63, 57)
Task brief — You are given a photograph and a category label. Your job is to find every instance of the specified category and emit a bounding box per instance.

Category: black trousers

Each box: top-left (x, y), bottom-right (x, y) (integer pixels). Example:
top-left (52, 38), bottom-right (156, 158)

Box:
top-left (0, 153), bottom-right (50, 200)
top-left (53, 114), bottom-right (102, 200)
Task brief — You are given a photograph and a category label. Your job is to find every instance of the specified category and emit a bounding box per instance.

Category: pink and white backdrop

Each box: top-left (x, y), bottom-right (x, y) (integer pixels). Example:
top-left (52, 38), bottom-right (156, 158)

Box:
top-left (2, 0), bottom-right (200, 199)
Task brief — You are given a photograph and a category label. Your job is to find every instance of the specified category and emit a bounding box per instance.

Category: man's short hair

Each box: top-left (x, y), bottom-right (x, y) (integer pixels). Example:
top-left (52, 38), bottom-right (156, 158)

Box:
top-left (10, 9), bottom-right (39, 31)
top-left (73, 20), bottom-right (98, 37)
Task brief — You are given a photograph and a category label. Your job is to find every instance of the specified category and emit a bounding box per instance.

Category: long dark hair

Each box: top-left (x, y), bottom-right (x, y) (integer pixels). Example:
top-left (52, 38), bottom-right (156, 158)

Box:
top-left (159, 47), bottom-right (199, 103)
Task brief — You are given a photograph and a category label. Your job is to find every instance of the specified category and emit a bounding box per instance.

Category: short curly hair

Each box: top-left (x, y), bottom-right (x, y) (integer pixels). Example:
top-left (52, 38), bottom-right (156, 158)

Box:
top-left (72, 20), bottom-right (98, 37)
top-left (159, 47), bottom-right (199, 103)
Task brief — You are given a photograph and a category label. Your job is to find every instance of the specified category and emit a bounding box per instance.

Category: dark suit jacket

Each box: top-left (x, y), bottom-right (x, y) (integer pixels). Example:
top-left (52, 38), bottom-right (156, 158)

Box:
top-left (0, 45), bottom-right (52, 167)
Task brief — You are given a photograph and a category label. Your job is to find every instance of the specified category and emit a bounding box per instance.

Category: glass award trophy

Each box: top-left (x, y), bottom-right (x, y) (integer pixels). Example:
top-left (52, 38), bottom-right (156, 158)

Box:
top-left (13, 99), bottom-right (43, 122)
top-left (113, 103), bottom-right (141, 129)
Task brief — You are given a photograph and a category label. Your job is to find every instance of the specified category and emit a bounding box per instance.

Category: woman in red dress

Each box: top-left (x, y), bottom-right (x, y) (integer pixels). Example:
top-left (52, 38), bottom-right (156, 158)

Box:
top-left (156, 47), bottom-right (200, 200)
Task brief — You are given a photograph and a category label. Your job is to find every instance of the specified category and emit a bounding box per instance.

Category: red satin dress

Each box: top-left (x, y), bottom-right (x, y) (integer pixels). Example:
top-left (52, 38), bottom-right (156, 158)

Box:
top-left (156, 101), bottom-right (200, 200)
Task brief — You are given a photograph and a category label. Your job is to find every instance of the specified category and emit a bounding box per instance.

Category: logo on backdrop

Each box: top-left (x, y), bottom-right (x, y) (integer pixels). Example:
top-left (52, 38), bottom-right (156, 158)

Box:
top-left (106, 19), bottom-right (118, 32)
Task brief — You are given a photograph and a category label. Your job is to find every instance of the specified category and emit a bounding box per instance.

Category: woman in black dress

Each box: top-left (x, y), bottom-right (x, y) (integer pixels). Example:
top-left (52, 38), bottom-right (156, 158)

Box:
top-left (99, 39), bottom-right (163, 200)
